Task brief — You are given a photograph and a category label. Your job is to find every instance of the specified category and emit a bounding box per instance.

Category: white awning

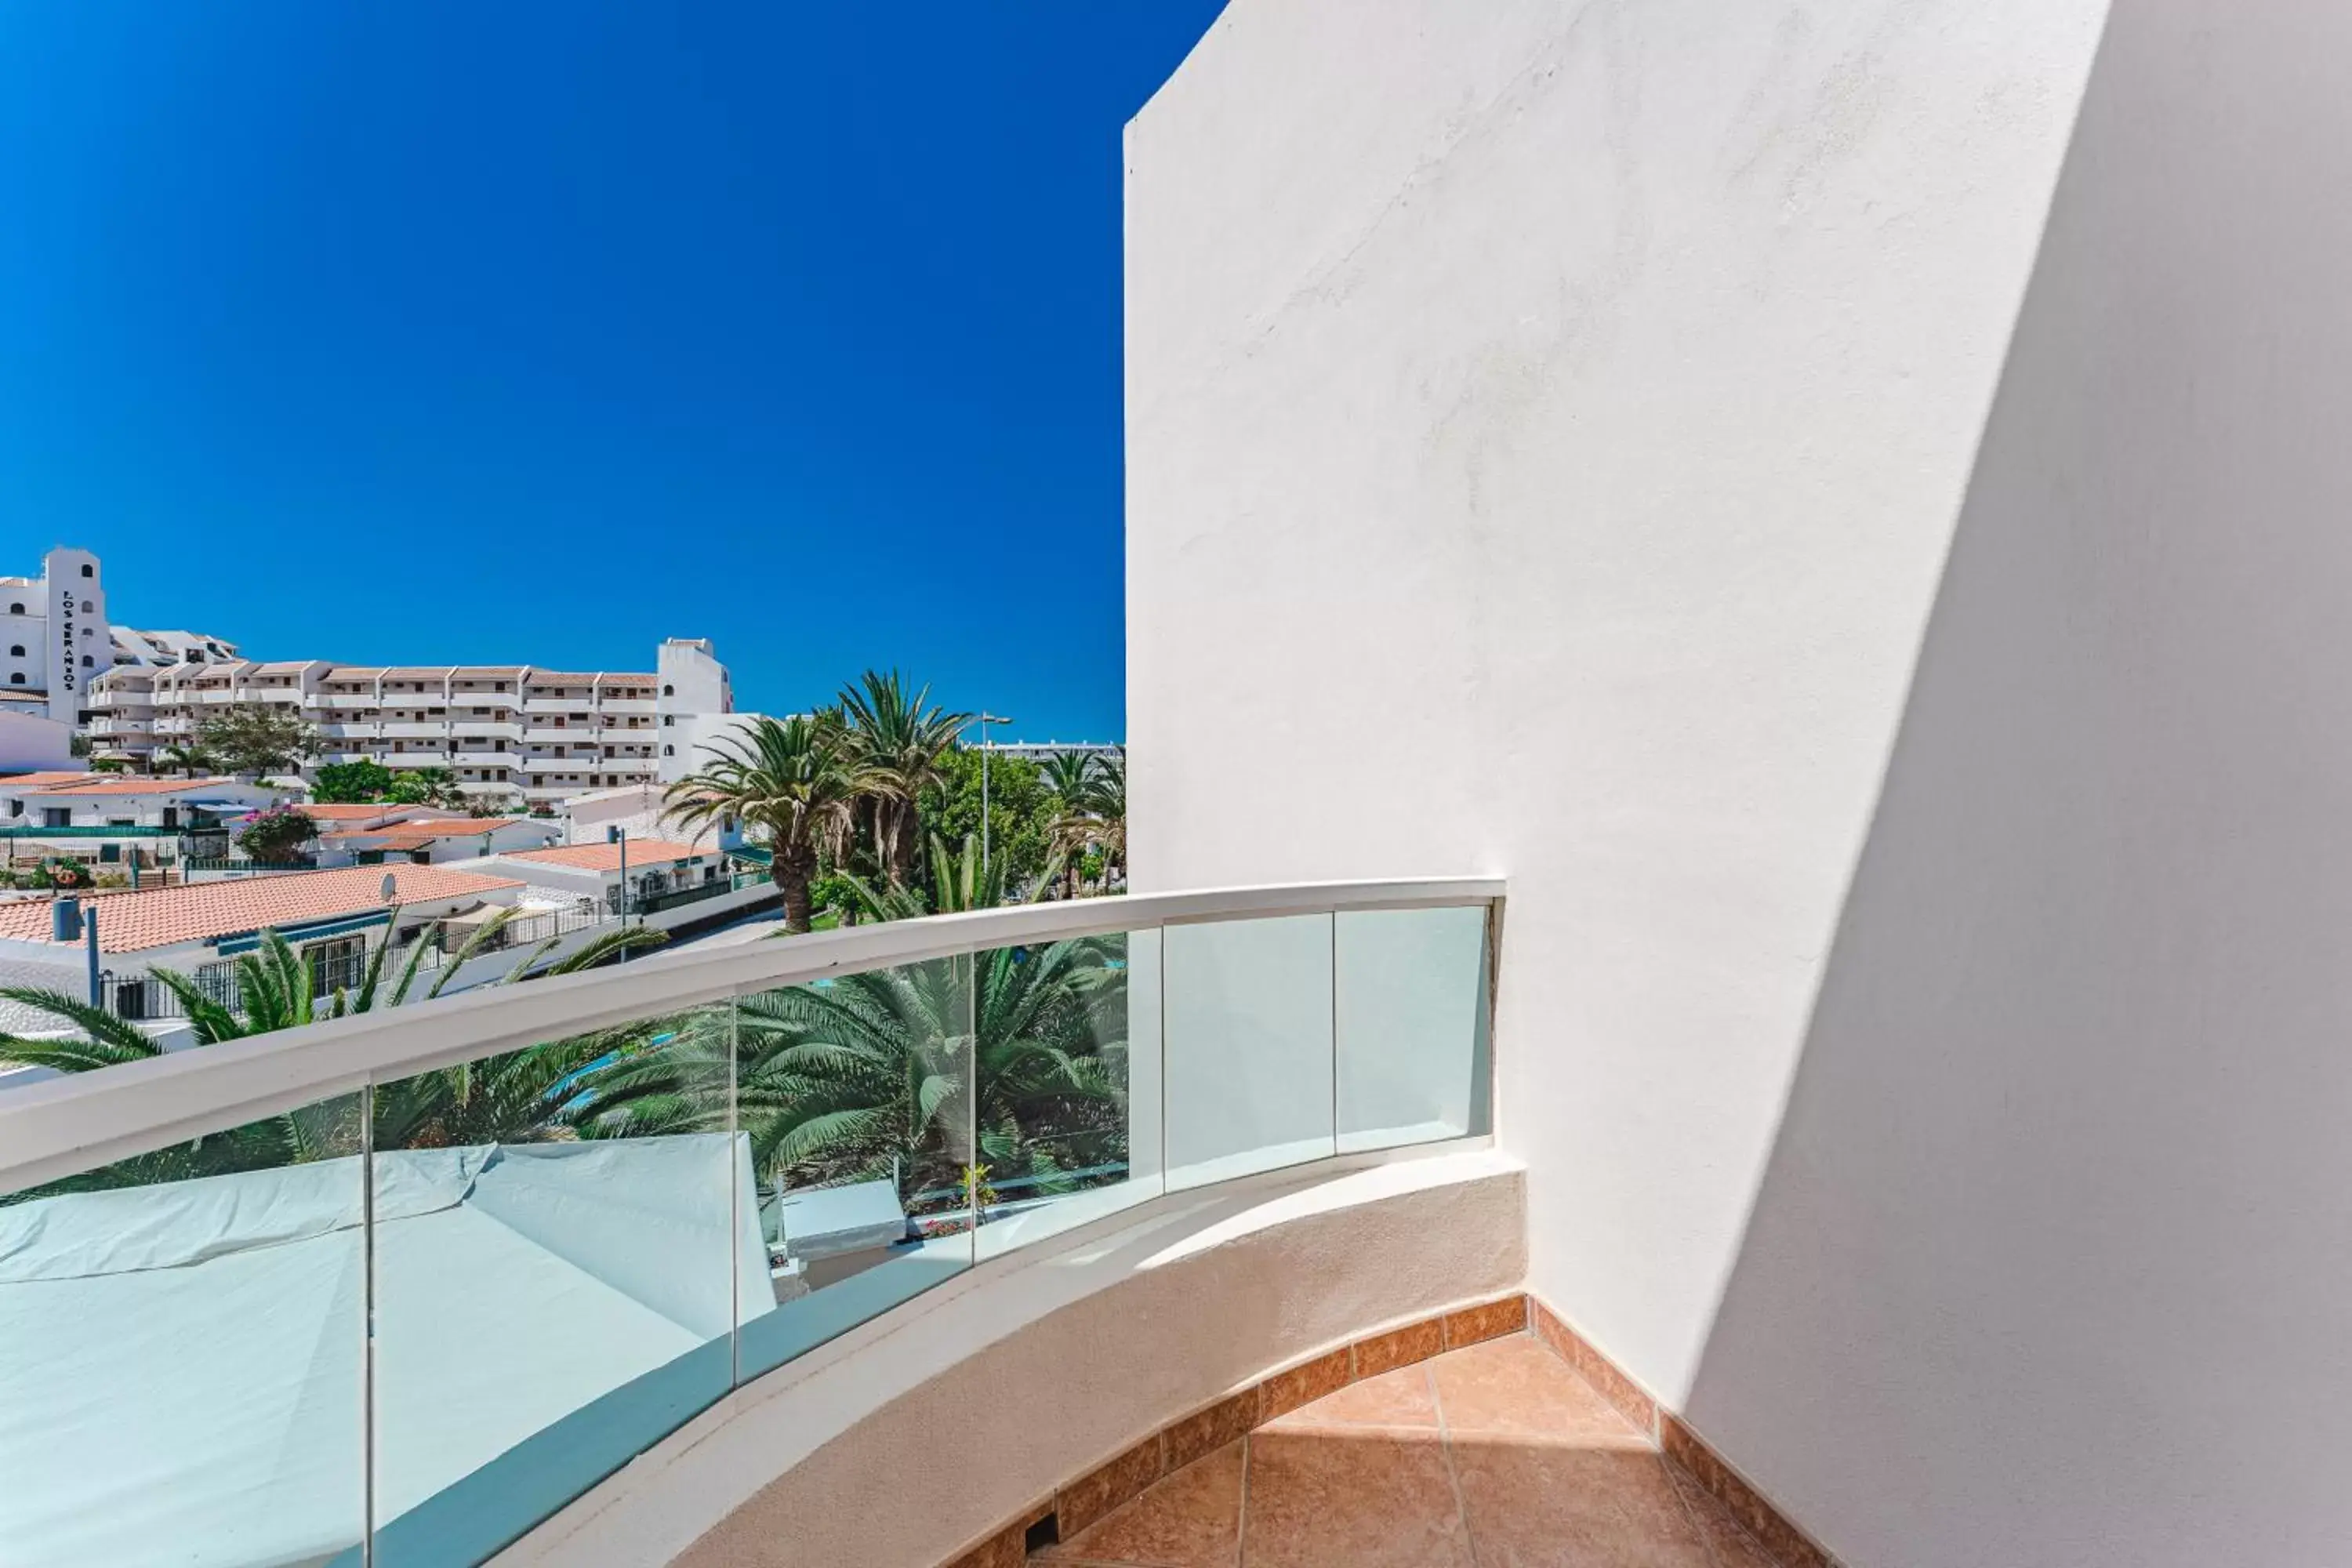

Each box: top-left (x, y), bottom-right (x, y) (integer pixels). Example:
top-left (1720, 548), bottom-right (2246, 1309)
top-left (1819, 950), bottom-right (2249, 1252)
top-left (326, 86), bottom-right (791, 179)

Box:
top-left (0, 1134), bottom-right (771, 1566)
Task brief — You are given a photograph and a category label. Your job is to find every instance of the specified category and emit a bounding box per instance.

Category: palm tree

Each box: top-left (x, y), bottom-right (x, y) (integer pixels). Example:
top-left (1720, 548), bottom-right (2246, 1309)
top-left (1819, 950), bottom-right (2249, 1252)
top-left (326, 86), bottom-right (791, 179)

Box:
top-left (1047, 750), bottom-right (1126, 895)
top-left (565, 868), bottom-right (1124, 1221)
top-left (0, 914), bottom-right (663, 1060)
top-left (154, 743), bottom-right (213, 778)
top-left (1040, 750), bottom-right (1099, 899)
top-left (0, 916), bottom-right (670, 1200)
top-left (665, 714), bottom-right (859, 934)
top-left (835, 670), bottom-right (971, 890)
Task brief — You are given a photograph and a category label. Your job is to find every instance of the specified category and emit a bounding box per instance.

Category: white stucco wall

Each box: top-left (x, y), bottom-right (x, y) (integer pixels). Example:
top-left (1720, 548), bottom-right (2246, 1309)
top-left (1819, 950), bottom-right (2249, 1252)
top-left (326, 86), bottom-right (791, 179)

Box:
top-left (1127, 0), bottom-right (2352, 1560)
top-left (0, 713), bottom-right (73, 773)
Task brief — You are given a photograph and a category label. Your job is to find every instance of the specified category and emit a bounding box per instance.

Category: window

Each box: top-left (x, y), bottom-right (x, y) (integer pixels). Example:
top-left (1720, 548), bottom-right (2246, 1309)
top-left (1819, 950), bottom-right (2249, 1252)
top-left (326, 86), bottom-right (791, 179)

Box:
top-left (663, 744), bottom-right (674, 757)
top-left (80, 601), bottom-right (92, 613)
top-left (662, 715), bottom-right (674, 727)
top-left (79, 564), bottom-right (93, 578)
top-left (303, 937), bottom-right (368, 1000)
top-left (80, 655), bottom-right (93, 668)
top-left (7, 674), bottom-right (20, 685)
top-left (662, 684), bottom-right (673, 696)
top-left (7, 604), bottom-right (20, 615)
top-left (7, 646), bottom-right (19, 657)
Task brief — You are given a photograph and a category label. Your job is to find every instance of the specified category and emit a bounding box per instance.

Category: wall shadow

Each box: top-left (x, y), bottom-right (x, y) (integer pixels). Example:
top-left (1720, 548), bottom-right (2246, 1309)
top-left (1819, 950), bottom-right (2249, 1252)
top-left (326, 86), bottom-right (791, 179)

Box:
top-left (1681, 2), bottom-right (2352, 1564)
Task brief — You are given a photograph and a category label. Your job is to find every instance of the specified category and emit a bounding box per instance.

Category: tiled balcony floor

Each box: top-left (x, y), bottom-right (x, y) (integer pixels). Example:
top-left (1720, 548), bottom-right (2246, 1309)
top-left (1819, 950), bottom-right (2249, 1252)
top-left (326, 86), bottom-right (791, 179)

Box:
top-left (1036, 1333), bottom-right (1780, 1567)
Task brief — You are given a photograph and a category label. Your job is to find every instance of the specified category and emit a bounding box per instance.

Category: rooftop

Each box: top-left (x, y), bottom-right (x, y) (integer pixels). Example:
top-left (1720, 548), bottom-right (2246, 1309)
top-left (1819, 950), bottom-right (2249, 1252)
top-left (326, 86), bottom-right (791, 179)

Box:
top-left (0, 863), bottom-right (524, 952)
top-left (23, 779), bottom-right (267, 799)
top-left (0, 771), bottom-right (96, 791)
top-left (325, 818), bottom-right (544, 852)
top-left (298, 804), bottom-right (439, 823)
top-left (499, 838), bottom-right (706, 872)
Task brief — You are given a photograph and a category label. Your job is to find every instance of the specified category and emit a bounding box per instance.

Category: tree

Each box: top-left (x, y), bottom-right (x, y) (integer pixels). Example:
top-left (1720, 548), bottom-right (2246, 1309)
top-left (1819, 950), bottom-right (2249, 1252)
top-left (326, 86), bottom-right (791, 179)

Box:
top-left (1049, 750), bottom-right (1126, 894)
top-left (836, 670), bottom-right (971, 889)
top-left (312, 760), bottom-right (394, 804)
top-left (195, 703), bottom-right (320, 779)
top-left (917, 746), bottom-right (1055, 898)
top-left (569, 845), bottom-right (1123, 1217)
top-left (1040, 750), bottom-right (1101, 898)
top-left (0, 916), bottom-right (670, 1200)
top-left (154, 743), bottom-right (214, 777)
top-left (384, 768), bottom-right (462, 808)
top-left (665, 715), bottom-right (858, 935)
top-left (236, 806), bottom-right (317, 863)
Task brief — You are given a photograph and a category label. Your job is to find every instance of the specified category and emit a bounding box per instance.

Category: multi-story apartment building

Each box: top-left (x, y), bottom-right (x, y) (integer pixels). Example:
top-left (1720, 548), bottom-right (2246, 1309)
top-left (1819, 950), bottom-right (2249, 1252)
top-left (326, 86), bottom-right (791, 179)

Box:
top-left (87, 637), bottom-right (745, 811)
top-left (2, 546), bottom-right (236, 725)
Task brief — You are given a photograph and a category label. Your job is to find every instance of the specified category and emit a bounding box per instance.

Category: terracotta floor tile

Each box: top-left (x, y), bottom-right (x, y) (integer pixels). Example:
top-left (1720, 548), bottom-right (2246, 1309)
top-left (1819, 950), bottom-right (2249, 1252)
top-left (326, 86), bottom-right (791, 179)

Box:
top-left (1041, 1440), bottom-right (1244, 1567)
top-left (1664, 1462), bottom-right (1781, 1568)
top-left (1430, 1334), bottom-right (1650, 1448)
top-left (1265, 1361), bottom-right (1440, 1432)
top-left (1451, 1440), bottom-right (1715, 1568)
top-left (1242, 1427), bottom-right (1473, 1567)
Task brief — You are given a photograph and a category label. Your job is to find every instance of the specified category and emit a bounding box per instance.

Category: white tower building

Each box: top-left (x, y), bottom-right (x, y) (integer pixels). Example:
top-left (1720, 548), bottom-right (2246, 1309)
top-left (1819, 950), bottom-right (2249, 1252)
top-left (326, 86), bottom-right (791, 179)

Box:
top-left (0, 546), bottom-right (110, 726)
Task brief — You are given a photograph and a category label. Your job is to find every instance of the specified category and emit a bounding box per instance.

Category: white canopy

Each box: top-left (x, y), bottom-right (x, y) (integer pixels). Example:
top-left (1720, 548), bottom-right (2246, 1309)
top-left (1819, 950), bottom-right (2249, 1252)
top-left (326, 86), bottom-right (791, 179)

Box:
top-left (0, 1134), bottom-right (770, 1567)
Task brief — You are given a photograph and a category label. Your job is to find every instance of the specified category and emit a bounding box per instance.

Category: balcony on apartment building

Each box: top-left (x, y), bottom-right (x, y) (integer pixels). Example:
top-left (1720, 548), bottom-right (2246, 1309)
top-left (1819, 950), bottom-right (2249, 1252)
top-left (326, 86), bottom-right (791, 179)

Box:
top-left (0, 881), bottom-right (1503, 1568)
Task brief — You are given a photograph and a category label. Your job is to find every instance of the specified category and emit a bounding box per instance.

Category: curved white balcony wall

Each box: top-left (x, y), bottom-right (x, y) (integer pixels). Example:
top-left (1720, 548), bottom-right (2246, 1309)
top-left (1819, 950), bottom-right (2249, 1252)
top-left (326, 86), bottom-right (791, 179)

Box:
top-left (0, 880), bottom-right (1498, 1568)
top-left (1128, 1), bottom-right (2352, 1563)
top-left (517, 1151), bottom-right (1523, 1568)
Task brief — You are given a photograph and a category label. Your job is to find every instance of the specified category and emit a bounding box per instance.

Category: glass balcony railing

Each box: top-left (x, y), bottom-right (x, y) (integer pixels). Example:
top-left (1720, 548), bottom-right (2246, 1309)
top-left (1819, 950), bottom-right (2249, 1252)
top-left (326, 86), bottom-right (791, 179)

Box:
top-left (0, 878), bottom-right (1500, 1568)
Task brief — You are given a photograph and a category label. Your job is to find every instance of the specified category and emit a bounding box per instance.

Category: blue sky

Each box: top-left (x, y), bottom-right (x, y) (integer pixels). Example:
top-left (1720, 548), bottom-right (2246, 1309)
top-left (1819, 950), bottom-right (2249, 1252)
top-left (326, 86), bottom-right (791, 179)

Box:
top-left (0, 2), bottom-right (1228, 740)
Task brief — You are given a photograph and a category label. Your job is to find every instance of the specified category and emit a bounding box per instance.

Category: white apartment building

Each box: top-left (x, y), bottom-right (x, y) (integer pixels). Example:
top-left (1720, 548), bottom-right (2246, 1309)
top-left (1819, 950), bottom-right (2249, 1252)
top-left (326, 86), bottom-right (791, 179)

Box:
top-left (88, 637), bottom-right (744, 811)
top-left (2, 546), bottom-right (236, 726)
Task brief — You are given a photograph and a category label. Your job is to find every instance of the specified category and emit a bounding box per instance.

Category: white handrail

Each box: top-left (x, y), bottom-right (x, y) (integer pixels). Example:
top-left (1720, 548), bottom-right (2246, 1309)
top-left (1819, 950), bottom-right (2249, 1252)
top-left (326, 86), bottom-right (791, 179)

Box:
top-left (0, 877), bottom-right (1504, 1199)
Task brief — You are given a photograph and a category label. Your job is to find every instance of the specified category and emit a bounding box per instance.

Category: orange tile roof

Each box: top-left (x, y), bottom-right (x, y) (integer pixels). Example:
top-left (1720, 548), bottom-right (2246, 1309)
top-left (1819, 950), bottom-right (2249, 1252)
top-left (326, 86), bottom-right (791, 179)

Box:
top-left (379, 667), bottom-right (458, 682)
top-left (322, 818), bottom-right (538, 848)
top-left (300, 804), bottom-right (430, 822)
top-left (0, 771), bottom-right (96, 791)
top-left (0, 864), bottom-right (524, 953)
top-left (500, 838), bottom-right (706, 872)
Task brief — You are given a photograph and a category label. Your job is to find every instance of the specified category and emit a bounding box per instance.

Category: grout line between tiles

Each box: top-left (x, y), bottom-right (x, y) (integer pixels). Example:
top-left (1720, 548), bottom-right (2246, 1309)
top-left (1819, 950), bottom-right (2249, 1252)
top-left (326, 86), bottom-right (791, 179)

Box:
top-left (1233, 1431), bottom-right (1251, 1568)
top-left (1661, 1453), bottom-right (1733, 1568)
top-left (1426, 1361), bottom-right (1480, 1567)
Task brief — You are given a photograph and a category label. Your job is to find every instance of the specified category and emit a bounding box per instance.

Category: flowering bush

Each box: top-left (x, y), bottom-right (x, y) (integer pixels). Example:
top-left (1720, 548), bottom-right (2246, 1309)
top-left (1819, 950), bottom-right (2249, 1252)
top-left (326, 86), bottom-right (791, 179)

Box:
top-left (237, 806), bottom-right (318, 863)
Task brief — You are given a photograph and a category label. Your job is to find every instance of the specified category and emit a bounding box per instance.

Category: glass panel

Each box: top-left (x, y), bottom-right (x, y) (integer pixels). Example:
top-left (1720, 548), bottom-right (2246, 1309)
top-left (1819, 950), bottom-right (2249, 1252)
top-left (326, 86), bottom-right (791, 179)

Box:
top-left (1163, 913), bottom-right (1336, 1189)
top-left (1335, 906), bottom-right (1493, 1152)
top-left (733, 954), bottom-right (976, 1383)
top-left (367, 1000), bottom-right (743, 1567)
top-left (974, 927), bottom-right (1163, 1262)
top-left (0, 1094), bottom-right (368, 1566)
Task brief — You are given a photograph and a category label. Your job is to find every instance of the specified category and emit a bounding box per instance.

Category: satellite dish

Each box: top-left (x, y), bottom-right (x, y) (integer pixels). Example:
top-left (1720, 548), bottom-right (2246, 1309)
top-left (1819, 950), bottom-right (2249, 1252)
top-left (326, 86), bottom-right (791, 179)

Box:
top-left (380, 873), bottom-right (397, 904)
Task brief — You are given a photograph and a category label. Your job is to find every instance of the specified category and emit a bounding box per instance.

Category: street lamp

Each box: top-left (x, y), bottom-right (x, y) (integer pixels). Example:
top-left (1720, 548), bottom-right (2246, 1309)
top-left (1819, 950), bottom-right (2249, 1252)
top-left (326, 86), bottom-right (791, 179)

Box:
top-left (607, 825), bottom-right (632, 957)
top-left (972, 713), bottom-right (1014, 881)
